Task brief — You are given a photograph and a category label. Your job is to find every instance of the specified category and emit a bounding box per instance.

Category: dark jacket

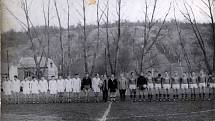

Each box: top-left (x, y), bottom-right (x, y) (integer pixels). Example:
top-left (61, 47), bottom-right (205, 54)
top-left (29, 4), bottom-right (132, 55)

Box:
top-left (137, 76), bottom-right (147, 87)
top-left (108, 78), bottom-right (118, 92)
top-left (81, 77), bottom-right (92, 90)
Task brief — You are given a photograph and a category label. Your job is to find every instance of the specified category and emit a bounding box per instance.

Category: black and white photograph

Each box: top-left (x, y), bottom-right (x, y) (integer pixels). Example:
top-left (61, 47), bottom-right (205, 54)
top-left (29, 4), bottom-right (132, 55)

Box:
top-left (1, 0), bottom-right (215, 120)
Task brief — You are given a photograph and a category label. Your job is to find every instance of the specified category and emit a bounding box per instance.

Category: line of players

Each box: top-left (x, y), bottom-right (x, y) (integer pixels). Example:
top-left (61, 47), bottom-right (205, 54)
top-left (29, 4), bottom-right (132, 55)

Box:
top-left (2, 70), bottom-right (215, 104)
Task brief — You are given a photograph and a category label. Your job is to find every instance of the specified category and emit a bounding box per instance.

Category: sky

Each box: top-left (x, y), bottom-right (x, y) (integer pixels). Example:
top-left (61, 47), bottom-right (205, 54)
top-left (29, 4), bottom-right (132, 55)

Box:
top-left (1, 0), bottom-right (214, 32)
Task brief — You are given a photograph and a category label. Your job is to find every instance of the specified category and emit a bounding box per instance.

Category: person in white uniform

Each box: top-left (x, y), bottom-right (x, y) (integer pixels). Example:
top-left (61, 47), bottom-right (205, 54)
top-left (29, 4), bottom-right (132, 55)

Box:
top-left (49, 76), bottom-right (57, 103)
top-left (11, 75), bottom-right (21, 104)
top-left (23, 77), bottom-right (31, 103)
top-left (92, 74), bottom-right (102, 102)
top-left (31, 77), bottom-right (39, 103)
top-left (65, 76), bottom-right (73, 102)
top-left (39, 76), bottom-right (49, 103)
top-left (2, 76), bottom-right (12, 103)
top-left (57, 76), bottom-right (65, 103)
top-left (72, 74), bottom-right (81, 102)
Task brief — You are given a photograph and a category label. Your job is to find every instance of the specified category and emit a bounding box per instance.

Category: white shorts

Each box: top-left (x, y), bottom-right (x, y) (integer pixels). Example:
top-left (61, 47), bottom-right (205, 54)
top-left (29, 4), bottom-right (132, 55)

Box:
top-left (147, 83), bottom-right (154, 89)
top-left (163, 84), bottom-right (171, 89)
top-left (154, 84), bottom-right (161, 89)
top-left (129, 84), bottom-right (136, 90)
top-left (199, 83), bottom-right (206, 88)
top-left (181, 84), bottom-right (188, 89)
top-left (190, 84), bottom-right (198, 88)
top-left (210, 83), bottom-right (215, 88)
top-left (172, 84), bottom-right (180, 89)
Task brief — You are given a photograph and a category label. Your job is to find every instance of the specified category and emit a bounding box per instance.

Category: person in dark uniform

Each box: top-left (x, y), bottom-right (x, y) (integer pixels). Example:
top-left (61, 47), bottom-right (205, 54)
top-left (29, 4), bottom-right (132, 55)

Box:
top-left (154, 73), bottom-right (163, 101)
top-left (81, 73), bottom-right (92, 102)
top-left (137, 72), bottom-right (147, 101)
top-left (108, 74), bottom-right (118, 102)
top-left (102, 74), bottom-right (109, 102)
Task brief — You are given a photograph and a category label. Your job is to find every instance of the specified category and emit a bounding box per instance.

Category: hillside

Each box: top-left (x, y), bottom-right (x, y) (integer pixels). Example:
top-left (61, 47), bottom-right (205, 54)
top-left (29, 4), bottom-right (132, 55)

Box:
top-left (1, 21), bottom-right (213, 75)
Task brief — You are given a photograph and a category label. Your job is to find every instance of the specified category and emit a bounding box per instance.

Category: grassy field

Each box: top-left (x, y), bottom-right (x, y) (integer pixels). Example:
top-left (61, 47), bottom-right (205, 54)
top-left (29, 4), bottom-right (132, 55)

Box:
top-left (2, 100), bottom-right (215, 121)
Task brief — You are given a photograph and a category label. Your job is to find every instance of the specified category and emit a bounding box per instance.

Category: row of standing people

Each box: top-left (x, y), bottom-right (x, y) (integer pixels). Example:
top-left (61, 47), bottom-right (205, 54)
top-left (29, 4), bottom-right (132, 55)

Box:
top-left (2, 70), bottom-right (215, 103)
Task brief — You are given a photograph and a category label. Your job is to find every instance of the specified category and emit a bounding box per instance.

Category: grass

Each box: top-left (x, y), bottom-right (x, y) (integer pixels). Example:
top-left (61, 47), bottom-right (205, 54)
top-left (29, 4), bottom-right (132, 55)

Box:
top-left (2, 100), bottom-right (215, 121)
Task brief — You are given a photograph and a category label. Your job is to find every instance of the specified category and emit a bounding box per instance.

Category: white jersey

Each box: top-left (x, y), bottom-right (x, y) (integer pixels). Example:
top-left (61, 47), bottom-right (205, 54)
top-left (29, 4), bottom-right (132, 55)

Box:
top-left (49, 80), bottom-right (57, 94)
top-left (57, 79), bottom-right (65, 92)
top-left (65, 79), bottom-right (73, 92)
top-left (23, 80), bottom-right (31, 94)
top-left (92, 77), bottom-right (102, 93)
top-left (3, 81), bottom-right (12, 95)
top-left (31, 80), bottom-right (39, 94)
top-left (12, 79), bottom-right (21, 93)
top-left (39, 80), bottom-right (48, 93)
top-left (72, 78), bottom-right (81, 93)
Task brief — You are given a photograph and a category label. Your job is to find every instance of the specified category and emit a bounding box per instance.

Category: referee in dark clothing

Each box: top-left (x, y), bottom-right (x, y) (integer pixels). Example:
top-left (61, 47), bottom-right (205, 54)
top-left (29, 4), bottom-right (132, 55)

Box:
top-left (81, 73), bottom-right (92, 102)
top-left (137, 72), bottom-right (147, 101)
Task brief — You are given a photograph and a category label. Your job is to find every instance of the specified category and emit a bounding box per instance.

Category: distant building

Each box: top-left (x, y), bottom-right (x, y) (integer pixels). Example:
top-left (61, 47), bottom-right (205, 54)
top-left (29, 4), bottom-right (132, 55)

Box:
top-left (17, 57), bottom-right (58, 80)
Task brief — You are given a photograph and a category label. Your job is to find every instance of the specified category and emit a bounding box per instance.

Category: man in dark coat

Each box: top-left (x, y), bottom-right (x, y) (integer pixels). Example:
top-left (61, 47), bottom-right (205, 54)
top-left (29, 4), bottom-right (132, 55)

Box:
top-left (108, 74), bottom-right (118, 102)
top-left (137, 72), bottom-right (147, 101)
top-left (81, 73), bottom-right (92, 102)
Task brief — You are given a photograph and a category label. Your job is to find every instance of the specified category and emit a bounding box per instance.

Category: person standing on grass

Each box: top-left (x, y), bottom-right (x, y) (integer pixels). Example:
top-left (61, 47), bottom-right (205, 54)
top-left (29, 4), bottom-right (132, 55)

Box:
top-left (23, 77), bottom-right (30, 103)
top-left (190, 72), bottom-right (198, 100)
top-left (81, 73), bottom-right (92, 102)
top-left (198, 70), bottom-right (207, 100)
top-left (73, 74), bottom-right (81, 102)
top-left (163, 72), bottom-right (171, 101)
top-left (154, 73), bottom-right (162, 101)
top-left (137, 72), bottom-right (147, 102)
top-left (102, 74), bottom-right (109, 102)
top-left (31, 76), bottom-right (39, 103)
top-left (181, 72), bottom-right (189, 100)
top-left (208, 73), bottom-right (215, 99)
top-left (49, 76), bottom-right (57, 103)
top-left (12, 75), bottom-right (21, 104)
top-left (57, 76), bottom-right (65, 103)
top-left (129, 72), bottom-right (137, 102)
top-left (92, 74), bottom-right (102, 103)
top-left (39, 76), bottom-right (48, 103)
top-left (2, 76), bottom-right (12, 104)
top-left (172, 71), bottom-right (180, 100)
top-left (146, 71), bottom-right (154, 101)
top-left (108, 74), bottom-right (118, 102)
top-left (65, 75), bottom-right (73, 103)
top-left (118, 73), bottom-right (128, 101)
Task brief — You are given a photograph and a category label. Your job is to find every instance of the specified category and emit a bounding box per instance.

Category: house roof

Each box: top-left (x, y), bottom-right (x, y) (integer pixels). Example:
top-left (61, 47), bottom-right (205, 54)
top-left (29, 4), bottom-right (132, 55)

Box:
top-left (18, 57), bottom-right (54, 68)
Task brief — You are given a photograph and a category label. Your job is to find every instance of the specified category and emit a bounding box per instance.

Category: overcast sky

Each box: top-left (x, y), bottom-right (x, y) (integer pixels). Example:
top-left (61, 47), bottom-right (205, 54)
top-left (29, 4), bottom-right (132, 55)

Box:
top-left (2, 0), bottom-right (214, 32)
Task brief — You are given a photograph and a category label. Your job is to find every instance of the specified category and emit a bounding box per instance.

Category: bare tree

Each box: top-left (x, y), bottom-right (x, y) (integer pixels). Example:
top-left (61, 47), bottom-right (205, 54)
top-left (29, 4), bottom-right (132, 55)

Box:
top-left (102, 0), bottom-right (114, 74)
top-left (173, 7), bottom-right (192, 73)
top-left (67, 0), bottom-right (72, 76)
top-left (81, 0), bottom-right (88, 74)
top-left (54, 0), bottom-right (64, 76)
top-left (139, 0), bottom-right (172, 73)
top-left (180, 1), bottom-right (212, 73)
top-left (42, 0), bottom-right (51, 75)
top-left (113, 0), bottom-right (122, 74)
